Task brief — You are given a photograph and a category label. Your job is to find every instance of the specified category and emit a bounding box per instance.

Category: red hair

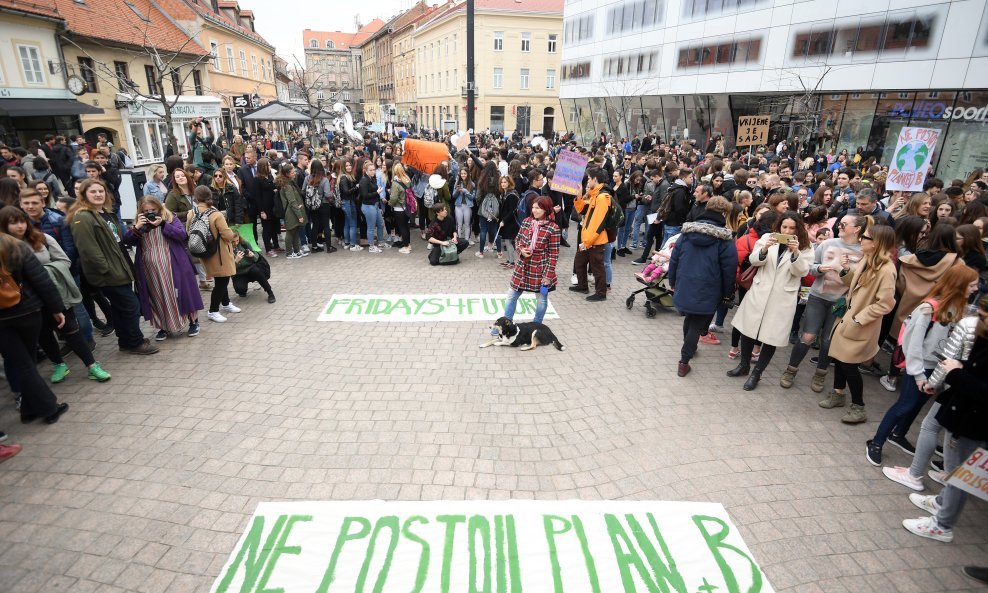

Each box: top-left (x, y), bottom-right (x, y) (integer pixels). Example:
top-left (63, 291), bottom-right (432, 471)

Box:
top-left (532, 196), bottom-right (554, 220)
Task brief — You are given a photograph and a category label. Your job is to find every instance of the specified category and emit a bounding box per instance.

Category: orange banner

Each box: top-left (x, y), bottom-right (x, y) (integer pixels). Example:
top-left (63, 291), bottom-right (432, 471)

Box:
top-left (401, 139), bottom-right (450, 175)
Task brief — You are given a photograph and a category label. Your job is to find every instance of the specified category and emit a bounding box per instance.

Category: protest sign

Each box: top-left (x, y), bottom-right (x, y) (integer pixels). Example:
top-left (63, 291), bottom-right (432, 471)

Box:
top-left (401, 139), bottom-right (449, 175)
top-left (318, 294), bottom-right (559, 322)
top-left (549, 150), bottom-right (588, 195)
top-left (947, 447), bottom-right (988, 502)
top-left (735, 116), bottom-right (769, 147)
top-left (211, 500), bottom-right (774, 593)
top-left (886, 127), bottom-right (941, 192)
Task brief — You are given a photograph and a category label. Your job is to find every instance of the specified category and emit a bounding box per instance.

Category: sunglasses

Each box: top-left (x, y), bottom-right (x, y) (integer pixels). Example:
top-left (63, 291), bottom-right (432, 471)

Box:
top-left (861, 235), bottom-right (873, 241)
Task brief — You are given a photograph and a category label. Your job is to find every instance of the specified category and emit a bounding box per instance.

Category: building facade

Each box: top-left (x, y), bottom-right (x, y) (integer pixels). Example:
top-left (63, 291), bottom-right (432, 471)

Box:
top-left (303, 21), bottom-right (384, 123)
top-left (414, 0), bottom-right (563, 136)
top-left (560, 0), bottom-right (988, 182)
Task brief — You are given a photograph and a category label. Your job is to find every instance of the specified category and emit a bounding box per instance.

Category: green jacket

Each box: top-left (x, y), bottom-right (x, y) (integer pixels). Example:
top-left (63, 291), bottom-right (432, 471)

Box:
top-left (69, 209), bottom-right (133, 287)
top-left (279, 182), bottom-right (307, 231)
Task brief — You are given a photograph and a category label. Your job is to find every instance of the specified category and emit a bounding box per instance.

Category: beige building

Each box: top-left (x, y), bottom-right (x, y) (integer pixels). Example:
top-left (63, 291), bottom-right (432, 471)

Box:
top-left (413, 0), bottom-right (563, 137)
top-left (303, 20), bottom-right (384, 122)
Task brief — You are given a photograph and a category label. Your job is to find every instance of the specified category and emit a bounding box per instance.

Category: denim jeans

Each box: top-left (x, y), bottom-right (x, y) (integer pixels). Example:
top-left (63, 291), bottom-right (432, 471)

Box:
top-left (910, 402), bottom-right (944, 479)
top-left (631, 204), bottom-right (648, 247)
top-left (617, 207), bottom-right (637, 250)
top-left (478, 218), bottom-right (501, 254)
top-left (361, 203), bottom-right (385, 245)
top-left (872, 369), bottom-right (932, 446)
top-left (662, 225), bottom-right (681, 248)
top-left (98, 283), bottom-right (145, 349)
top-left (72, 273), bottom-right (93, 343)
top-left (935, 433), bottom-right (986, 529)
top-left (504, 288), bottom-right (548, 323)
top-left (342, 201), bottom-right (358, 245)
top-left (455, 204), bottom-right (473, 241)
top-left (603, 241), bottom-right (614, 284)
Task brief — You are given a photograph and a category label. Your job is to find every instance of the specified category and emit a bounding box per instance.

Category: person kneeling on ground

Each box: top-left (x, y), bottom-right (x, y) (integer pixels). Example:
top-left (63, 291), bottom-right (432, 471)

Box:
top-left (426, 204), bottom-right (468, 266)
top-left (232, 236), bottom-right (275, 303)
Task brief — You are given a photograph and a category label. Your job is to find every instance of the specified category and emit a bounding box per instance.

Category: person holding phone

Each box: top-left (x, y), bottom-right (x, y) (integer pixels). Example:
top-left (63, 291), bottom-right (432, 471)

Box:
top-left (727, 212), bottom-right (813, 390)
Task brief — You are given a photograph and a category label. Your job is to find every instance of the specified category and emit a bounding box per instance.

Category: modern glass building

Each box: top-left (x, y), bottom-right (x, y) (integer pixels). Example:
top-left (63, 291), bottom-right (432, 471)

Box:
top-left (559, 0), bottom-right (988, 181)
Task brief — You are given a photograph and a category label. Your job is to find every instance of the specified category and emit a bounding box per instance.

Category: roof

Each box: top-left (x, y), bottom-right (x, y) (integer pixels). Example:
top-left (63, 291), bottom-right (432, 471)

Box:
top-left (0, 0), bottom-right (63, 20)
top-left (303, 18), bottom-right (385, 51)
top-left (241, 100), bottom-right (312, 122)
top-left (181, 0), bottom-right (274, 49)
top-left (52, 0), bottom-right (207, 55)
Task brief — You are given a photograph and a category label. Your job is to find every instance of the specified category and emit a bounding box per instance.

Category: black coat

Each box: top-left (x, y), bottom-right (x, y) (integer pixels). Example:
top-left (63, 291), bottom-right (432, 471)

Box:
top-left (254, 176), bottom-right (276, 216)
top-left (935, 337), bottom-right (988, 441)
top-left (236, 165), bottom-right (257, 215)
top-left (0, 241), bottom-right (65, 323)
top-left (663, 183), bottom-right (692, 226)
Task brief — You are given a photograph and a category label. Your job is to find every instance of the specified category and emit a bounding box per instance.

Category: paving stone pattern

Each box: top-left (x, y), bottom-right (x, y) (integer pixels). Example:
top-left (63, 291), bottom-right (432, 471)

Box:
top-left (1, 240), bottom-right (986, 593)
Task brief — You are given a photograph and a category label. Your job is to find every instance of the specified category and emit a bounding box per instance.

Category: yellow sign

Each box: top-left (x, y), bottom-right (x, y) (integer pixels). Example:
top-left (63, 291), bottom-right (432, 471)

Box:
top-left (736, 115), bottom-right (770, 147)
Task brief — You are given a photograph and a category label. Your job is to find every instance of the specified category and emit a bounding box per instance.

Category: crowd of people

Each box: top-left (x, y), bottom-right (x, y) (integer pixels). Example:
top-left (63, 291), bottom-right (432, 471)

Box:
top-left (1, 124), bottom-right (987, 568)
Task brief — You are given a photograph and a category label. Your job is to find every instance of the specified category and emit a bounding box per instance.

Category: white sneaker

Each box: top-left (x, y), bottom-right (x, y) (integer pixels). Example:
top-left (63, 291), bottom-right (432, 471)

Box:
top-left (207, 311), bottom-right (227, 323)
top-left (426, 244), bottom-right (433, 251)
top-left (571, 273), bottom-right (578, 285)
top-left (378, 242), bottom-right (391, 249)
top-left (222, 303), bottom-right (242, 314)
top-left (883, 466), bottom-right (924, 491)
top-left (301, 245), bottom-right (310, 253)
top-left (285, 252), bottom-right (300, 259)
top-left (368, 245), bottom-right (382, 253)
top-left (300, 250), bottom-right (310, 257)
top-left (909, 493), bottom-right (941, 515)
top-left (468, 239), bottom-right (476, 246)
top-left (350, 245), bottom-right (363, 252)
top-left (708, 324), bottom-right (724, 333)
top-left (879, 375), bottom-right (898, 392)
top-left (903, 516), bottom-right (953, 542)
top-left (928, 470), bottom-right (947, 486)
top-left (398, 246), bottom-right (411, 254)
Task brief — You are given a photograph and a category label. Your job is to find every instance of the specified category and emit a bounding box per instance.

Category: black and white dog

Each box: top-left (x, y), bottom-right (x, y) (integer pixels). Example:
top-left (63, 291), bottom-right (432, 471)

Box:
top-left (479, 317), bottom-right (565, 351)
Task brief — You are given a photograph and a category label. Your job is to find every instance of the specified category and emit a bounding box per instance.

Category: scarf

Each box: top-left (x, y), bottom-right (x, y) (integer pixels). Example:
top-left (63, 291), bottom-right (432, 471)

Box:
top-left (529, 218), bottom-right (546, 252)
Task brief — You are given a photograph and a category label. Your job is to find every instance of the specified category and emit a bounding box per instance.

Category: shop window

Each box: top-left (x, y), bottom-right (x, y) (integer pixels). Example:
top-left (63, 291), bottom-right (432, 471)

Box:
top-left (77, 57), bottom-right (98, 93)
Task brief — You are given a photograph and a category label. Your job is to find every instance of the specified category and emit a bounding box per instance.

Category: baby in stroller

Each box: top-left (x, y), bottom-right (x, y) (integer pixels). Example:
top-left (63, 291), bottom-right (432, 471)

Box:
top-left (635, 252), bottom-right (667, 283)
top-left (626, 235), bottom-right (677, 317)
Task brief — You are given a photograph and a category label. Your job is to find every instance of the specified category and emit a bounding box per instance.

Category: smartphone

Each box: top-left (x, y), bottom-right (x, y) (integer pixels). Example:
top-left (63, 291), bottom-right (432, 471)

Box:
top-left (774, 233), bottom-right (794, 244)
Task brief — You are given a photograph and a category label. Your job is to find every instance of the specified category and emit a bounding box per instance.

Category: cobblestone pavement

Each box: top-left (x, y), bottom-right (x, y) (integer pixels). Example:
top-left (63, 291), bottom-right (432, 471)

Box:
top-left (1, 239), bottom-right (986, 593)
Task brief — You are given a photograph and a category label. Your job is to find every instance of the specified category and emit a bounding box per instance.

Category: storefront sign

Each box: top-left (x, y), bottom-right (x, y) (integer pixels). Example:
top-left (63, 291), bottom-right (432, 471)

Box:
top-left (318, 294), bottom-right (558, 322)
top-left (947, 448), bottom-right (988, 502)
top-left (886, 126), bottom-right (941, 192)
top-left (211, 500), bottom-right (774, 593)
top-left (943, 104), bottom-right (988, 122)
top-left (126, 100), bottom-right (221, 119)
top-left (735, 115), bottom-right (769, 147)
top-left (549, 149), bottom-right (588, 195)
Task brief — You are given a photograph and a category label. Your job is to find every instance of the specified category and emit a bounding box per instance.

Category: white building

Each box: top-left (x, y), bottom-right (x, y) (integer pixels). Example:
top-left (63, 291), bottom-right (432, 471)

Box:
top-left (560, 0), bottom-right (988, 181)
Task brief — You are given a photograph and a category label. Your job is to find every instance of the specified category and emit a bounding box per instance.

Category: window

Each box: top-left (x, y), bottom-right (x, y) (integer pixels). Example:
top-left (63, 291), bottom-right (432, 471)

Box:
top-left (490, 105), bottom-right (505, 133)
top-left (209, 42), bottom-right (220, 70)
top-left (342, 91), bottom-right (351, 102)
top-left (77, 57), bottom-right (98, 92)
top-left (520, 68), bottom-right (529, 90)
top-left (251, 55), bottom-right (258, 79)
top-left (677, 40), bottom-right (758, 69)
top-left (546, 68), bottom-right (556, 89)
top-left (326, 40), bottom-right (334, 49)
top-left (239, 50), bottom-right (248, 76)
top-left (193, 70), bottom-right (203, 95)
top-left (521, 32), bottom-right (531, 52)
top-left (170, 69), bottom-right (181, 95)
top-left (493, 67), bottom-right (503, 88)
top-left (548, 34), bottom-right (557, 53)
top-left (226, 46), bottom-right (235, 73)
top-left (144, 64), bottom-right (159, 95)
top-left (113, 61), bottom-right (130, 91)
top-left (563, 14), bottom-right (595, 44)
top-left (494, 31), bottom-right (504, 51)
top-left (607, 0), bottom-right (665, 34)
top-left (310, 39), bottom-right (317, 48)
top-left (18, 45), bottom-right (44, 84)
top-left (561, 61), bottom-right (591, 80)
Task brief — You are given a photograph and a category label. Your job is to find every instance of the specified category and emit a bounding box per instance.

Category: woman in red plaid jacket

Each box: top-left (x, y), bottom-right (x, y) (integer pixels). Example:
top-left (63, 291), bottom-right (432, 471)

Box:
top-left (503, 195), bottom-right (561, 323)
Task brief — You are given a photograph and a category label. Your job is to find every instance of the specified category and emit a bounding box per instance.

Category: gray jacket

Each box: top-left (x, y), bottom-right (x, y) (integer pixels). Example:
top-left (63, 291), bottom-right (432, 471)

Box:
top-left (900, 301), bottom-right (952, 383)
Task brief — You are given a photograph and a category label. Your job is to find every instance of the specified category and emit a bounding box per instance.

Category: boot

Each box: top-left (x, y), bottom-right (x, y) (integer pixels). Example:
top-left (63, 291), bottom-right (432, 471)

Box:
top-left (743, 369), bottom-right (762, 391)
top-left (810, 369), bottom-right (827, 393)
top-left (841, 404), bottom-right (867, 424)
top-left (818, 390), bottom-right (847, 409)
top-left (779, 366), bottom-right (797, 388)
top-left (726, 362), bottom-right (750, 377)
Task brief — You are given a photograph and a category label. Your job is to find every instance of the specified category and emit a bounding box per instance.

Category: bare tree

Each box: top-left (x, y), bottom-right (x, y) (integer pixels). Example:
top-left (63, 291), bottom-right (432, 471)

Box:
top-left (596, 78), bottom-right (651, 141)
top-left (284, 57), bottom-right (351, 142)
top-left (754, 65), bottom-right (839, 156)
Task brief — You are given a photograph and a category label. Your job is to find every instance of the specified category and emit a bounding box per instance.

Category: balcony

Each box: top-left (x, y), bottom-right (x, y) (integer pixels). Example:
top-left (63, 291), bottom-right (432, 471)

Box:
top-left (461, 83), bottom-right (478, 98)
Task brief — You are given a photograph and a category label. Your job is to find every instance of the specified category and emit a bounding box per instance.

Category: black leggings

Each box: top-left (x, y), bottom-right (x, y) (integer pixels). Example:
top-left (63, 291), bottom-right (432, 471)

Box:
top-left (738, 335), bottom-right (775, 372)
top-left (681, 313), bottom-right (714, 363)
top-left (209, 276), bottom-right (231, 312)
top-left (261, 216), bottom-right (280, 251)
top-left (394, 210), bottom-right (410, 247)
top-left (833, 360), bottom-right (865, 406)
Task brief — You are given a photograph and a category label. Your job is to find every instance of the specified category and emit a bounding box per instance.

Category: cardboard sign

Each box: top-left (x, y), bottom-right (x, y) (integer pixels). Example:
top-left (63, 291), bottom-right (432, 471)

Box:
top-left (318, 294), bottom-right (559, 322)
top-left (210, 500), bottom-right (774, 593)
top-left (401, 139), bottom-right (450, 175)
top-left (549, 150), bottom-right (588, 195)
top-left (947, 447), bottom-right (988, 502)
top-left (455, 133), bottom-right (472, 151)
top-left (735, 115), bottom-right (770, 147)
top-left (886, 127), bottom-right (941, 192)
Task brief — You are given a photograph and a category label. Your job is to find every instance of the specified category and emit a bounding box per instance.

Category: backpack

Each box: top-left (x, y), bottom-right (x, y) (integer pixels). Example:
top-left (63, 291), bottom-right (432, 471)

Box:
top-left (480, 192), bottom-right (500, 220)
top-left (403, 185), bottom-right (417, 215)
top-left (332, 177), bottom-right (343, 208)
top-left (188, 208), bottom-right (218, 259)
top-left (0, 265), bottom-right (21, 309)
top-left (304, 180), bottom-right (322, 210)
top-left (891, 299), bottom-right (939, 369)
top-left (423, 185), bottom-right (438, 208)
top-left (603, 195), bottom-right (625, 232)
top-left (657, 186), bottom-right (675, 221)
top-left (517, 190), bottom-right (538, 225)
top-left (273, 187), bottom-right (286, 219)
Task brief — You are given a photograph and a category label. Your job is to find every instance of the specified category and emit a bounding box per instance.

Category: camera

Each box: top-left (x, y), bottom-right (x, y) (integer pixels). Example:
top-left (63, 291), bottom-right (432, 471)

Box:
top-left (143, 211), bottom-right (158, 223)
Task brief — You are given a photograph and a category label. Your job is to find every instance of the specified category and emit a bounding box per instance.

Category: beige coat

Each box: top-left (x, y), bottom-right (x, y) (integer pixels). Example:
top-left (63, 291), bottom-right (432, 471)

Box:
top-left (187, 204), bottom-right (237, 278)
top-left (731, 238), bottom-right (813, 347)
top-left (829, 259), bottom-right (897, 364)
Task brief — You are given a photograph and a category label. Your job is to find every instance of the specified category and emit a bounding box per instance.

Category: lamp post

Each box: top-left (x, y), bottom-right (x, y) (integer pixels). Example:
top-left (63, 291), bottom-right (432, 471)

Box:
top-left (466, 0), bottom-right (476, 150)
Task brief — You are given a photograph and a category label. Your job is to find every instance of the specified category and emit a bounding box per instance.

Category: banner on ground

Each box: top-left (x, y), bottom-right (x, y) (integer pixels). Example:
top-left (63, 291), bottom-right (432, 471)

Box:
top-left (402, 139), bottom-right (450, 175)
top-left (318, 293), bottom-right (558, 322)
top-left (210, 500), bottom-right (774, 593)
top-left (886, 126), bottom-right (941, 192)
top-left (549, 150), bottom-right (588, 195)
top-left (947, 447), bottom-right (988, 502)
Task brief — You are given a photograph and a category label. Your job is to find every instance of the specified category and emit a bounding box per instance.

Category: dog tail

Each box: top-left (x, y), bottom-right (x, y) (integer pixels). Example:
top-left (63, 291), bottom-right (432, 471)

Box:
top-left (553, 339), bottom-right (565, 351)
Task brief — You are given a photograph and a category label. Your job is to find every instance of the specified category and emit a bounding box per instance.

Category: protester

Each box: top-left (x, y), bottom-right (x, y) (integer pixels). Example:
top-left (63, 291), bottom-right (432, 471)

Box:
top-left (188, 186), bottom-right (240, 323)
top-left (504, 196), bottom-right (560, 323)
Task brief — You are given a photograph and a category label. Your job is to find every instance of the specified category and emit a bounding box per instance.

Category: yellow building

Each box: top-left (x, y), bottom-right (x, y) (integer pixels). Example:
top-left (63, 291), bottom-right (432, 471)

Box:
top-left (358, 34), bottom-right (379, 124)
top-left (413, 0), bottom-right (563, 137)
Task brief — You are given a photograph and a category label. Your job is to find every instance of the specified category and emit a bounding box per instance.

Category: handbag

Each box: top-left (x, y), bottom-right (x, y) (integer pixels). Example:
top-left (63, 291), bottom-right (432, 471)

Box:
top-left (831, 295), bottom-right (848, 318)
top-left (737, 265), bottom-right (757, 290)
top-left (438, 243), bottom-right (459, 264)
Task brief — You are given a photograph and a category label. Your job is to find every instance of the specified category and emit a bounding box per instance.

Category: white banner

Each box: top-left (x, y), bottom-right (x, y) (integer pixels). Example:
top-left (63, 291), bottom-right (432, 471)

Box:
top-left (211, 500), bottom-right (773, 593)
top-left (318, 294), bottom-right (559, 322)
top-left (947, 447), bottom-right (988, 502)
top-left (886, 126), bottom-right (941, 192)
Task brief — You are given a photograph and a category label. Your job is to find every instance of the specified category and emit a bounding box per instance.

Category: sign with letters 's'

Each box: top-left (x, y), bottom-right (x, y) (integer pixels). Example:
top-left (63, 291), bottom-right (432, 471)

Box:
top-left (735, 115), bottom-right (770, 147)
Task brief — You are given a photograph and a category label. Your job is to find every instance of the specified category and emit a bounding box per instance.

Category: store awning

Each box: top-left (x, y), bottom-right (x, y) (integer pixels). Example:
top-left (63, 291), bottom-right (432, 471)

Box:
top-left (241, 101), bottom-right (313, 122)
top-left (0, 98), bottom-right (104, 117)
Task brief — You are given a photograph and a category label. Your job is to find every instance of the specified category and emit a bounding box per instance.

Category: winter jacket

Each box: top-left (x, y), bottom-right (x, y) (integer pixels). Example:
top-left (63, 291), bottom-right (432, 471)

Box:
top-left (732, 237), bottom-right (813, 347)
top-left (667, 212), bottom-right (738, 315)
top-left (0, 241), bottom-right (65, 323)
top-left (663, 181), bottom-right (692, 226)
top-left (187, 204), bottom-right (237, 278)
top-left (279, 182), bottom-right (307, 231)
top-left (499, 191), bottom-right (521, 240)
top-left (510, 219), bottom-right (560, 293)
top-left (828, 259), bottom-right (897, 364)
top-left (573, 185), bottom-right (611, 249)
top-left (69, 209), bottom-right (134, 287)
top-left (935, 336), bottom-right (988, 441)
top-left (928, 316), bottom-right (979, 390)
top-left (164, 188), bottom-right (196, 219)
top-left (254, 176), bottom-right (277, 216)
top-left (358, 175), bottom-right (379, 205)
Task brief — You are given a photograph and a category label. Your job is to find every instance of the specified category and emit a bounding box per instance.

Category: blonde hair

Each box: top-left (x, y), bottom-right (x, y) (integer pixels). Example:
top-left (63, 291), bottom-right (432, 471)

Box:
top-left (392, 163), bottom-right (410, 185)
top-left (136, 196), bottom-right (174, 224)
top-left (147, 164), bottom-right (165, 179)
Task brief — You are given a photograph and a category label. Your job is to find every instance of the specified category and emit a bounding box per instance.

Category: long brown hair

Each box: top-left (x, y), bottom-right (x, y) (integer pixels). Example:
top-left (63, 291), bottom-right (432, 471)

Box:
top-left (858, 224), bottom-right (895, 287)
top-left (170, 168), bottom-right (196, 196)
top-left (275, 161), bottom-right (295, 188)
top-left (255, 158), bottom-right (272, 179)
top-left (925, 265), bottom-right (979, 324)
top-left (775, 212), bottom-right (811, 250)
top-left (67, 178), bottom-right (114, 223)
top-left (0, 231), bottom-right (23, 276)
top-left (0, 205), bottom-right (44, 250)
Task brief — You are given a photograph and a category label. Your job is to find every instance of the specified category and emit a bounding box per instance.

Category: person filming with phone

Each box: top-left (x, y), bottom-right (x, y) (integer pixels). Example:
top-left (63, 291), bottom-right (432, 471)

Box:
top-left (727, 212), bottom-right (814, 390)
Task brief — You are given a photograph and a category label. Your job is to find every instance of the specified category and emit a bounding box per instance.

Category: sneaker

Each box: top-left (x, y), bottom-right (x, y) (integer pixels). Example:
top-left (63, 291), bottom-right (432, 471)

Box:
top-left (154, 329), bottom-right (168, 341)
top-left (708, 324), bottom-right (724, 333)
top-left (50, 362), bottom-right (70, 384)
top-left (378, 242), bottom-right (391, 249)
top-left (207, 311), bottom-right (227, 323)
top-left (0, 444), bottom-right (23, 463)
top-left (841, 403), bottom-right (867, 424)
top-left (475, 252), bottom-right (484, 258)
top-left (426, 244), bottom-right (433, 251)
top-left (928, 470), bottom-right (947, 486)
top-left (727, 349), bottom-right (740, 360)
top-left (221, 303), bottom-right (242, 314)
top-left (285, 252), bottom-right (300, 259)
top-left (810, 355), bottom-right (835, 366)
top-left (677, 362), bottom-right (691, 377)
top-left (127, 339), bottom-right (159, 355)
top-left (879, 375), bottom-right (899, 392)
top-left (266, 250), bottom-right (277, 257)
top-left (368, 245), bottom-right (382, 253)
top-left (350, 245), bottom-right (363, 252)
top-left (934, 445), bottom-right (943, 458)
top-left (98, 324), bottom-right (116, 337)
top-left (586, 294), bottom-right (606, 302)
top-left (910, 493), bottom-right (941, 515)
top-left (903, 516), bottom-right (952, 543)
top-left (887, 433), bottom-right (916, 456)
top-left (698, 333), bottom-right (720, 345)
top-left (859, 361), bottom-right (884, 376)
top-left (818, 390), bottom-right (846, 409)
top-left (631, 258), bottom-right (646, 265)
top-left (883, 466), bottom-right (924, 491)
top-left (866, 440), bottom-right (882, 466)
top-left (780, 366), bottom-right (798, 389)
top-left (931, 458), bottom-right (944, 471)
top-left (188, 322), bottom-right (200, 337)
top-left (301, 245), bottom-right (310, 253)
top-left (468, 239), bottom-right (476, 246)
top-left (87, 362), bottom-right (111, 382)
top-left (571, 273), bottom-right (579, 285)
top-left (44, 402), bottom-right (69, 424)
top-left (810, 369), bottom-right (827, 393)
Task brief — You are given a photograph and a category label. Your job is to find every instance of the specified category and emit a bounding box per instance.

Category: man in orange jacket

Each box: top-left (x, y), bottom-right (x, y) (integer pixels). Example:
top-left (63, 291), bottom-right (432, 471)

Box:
top-left (570, 168), bottom-right (612, 301)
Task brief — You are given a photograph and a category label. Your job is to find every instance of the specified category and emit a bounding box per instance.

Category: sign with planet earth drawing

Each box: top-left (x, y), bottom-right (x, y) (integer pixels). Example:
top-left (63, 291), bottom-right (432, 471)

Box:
top-left (886, 126), bottom-right (941, 192)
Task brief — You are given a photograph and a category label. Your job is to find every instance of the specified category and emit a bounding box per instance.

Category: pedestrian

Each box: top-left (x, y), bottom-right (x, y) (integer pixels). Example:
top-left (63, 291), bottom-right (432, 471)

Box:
top-left (388, 163), bottom-right (413, 253)
top-left (570, 169), bottom-right (612, 301)
top-left (187, 186), bottom-right (240, 323)
top-left (504, 196), bottom-right (560, 323)
top-left (276, 161), bottom-right (307, 259)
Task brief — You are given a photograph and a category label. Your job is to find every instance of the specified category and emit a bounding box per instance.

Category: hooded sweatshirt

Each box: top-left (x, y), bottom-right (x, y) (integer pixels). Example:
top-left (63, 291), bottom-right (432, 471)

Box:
top-left (894, 250), bottom-right (961, 333)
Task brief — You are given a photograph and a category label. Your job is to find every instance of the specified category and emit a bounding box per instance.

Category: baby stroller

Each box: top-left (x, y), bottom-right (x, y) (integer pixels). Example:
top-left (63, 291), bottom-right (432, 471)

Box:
top-left (625, 233), bottom-right (678, 318)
